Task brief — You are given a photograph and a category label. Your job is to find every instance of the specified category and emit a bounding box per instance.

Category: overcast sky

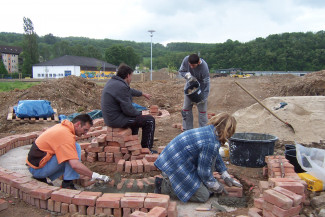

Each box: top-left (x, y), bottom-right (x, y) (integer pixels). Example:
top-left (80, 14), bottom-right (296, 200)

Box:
top-left (1, 0), bottom-right (325, 46)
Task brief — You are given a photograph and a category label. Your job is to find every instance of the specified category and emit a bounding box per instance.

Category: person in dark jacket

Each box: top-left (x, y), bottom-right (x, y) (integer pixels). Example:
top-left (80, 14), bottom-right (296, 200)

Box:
top-left (101, 63), bottom-right (156, 153)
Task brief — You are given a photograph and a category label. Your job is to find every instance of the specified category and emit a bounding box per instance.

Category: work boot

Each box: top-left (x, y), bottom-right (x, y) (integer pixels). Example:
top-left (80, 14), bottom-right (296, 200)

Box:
top-left (154, 177), bottom-right (163, 194)
top-left (150, 149), bottom-right (158, 154)
top-left (61, 180), bottom-right (77, 190)
top-left (33, 177), bottom-right (53, 186)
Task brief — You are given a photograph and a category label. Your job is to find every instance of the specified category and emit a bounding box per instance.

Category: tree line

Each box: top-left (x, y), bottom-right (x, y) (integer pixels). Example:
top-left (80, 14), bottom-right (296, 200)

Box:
top-left (0, 18), bottom-right (324, 77)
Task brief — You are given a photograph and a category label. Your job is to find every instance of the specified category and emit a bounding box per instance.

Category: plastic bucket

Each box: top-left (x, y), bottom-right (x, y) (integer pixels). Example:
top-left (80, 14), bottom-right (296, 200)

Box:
top-left (184, 81), bottom-right (204, 103)
top-left (228, 133), bottom-right (278, 167)
top-left (284, 149), bottom-right (306, 173)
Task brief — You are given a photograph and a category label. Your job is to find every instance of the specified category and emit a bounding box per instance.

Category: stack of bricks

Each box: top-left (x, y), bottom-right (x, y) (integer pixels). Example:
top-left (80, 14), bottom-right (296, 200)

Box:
top-left (0, 167), bottom-right (177, 216)
top-left (142, 105), bottom-right (170, 119)
top-left (248, 155), bottom-right (308, 217)
top-left (213, 172), bottom-right (243, 197)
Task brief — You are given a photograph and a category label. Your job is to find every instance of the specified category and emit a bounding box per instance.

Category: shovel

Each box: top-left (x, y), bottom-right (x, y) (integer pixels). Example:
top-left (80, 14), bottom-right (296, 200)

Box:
top-left (235, 81), bottom-right (295, 133)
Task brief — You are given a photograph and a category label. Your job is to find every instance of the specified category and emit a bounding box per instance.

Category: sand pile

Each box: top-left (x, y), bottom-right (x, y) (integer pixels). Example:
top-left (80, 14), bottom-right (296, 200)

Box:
top-left (233, 96), bottom-right (325, 144)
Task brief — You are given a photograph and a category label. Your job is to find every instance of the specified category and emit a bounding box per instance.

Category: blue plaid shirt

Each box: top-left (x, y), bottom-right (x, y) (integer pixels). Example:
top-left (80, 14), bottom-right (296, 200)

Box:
top-left (154, 125), bottom-right (227, 202)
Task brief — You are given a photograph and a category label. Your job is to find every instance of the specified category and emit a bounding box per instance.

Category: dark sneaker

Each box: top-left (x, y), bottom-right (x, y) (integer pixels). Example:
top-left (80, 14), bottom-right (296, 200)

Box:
top-left (33, 177), bottom-right (48, 183)
top-left (150, 149), bottom-right (158, 154)
top-left (61, 180), bottom-right (77, 190)
top-left (154, 177), bottom-right (163, 194)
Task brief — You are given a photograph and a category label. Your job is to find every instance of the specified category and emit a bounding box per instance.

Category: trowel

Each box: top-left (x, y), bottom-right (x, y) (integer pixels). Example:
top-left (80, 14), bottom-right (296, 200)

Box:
top-left (195, 201), bottom-right (227, 212)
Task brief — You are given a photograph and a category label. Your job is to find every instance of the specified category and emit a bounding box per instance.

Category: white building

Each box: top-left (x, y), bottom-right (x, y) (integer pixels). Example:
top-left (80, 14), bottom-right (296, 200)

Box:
top-left (33, 55), bottom-right (117, 79)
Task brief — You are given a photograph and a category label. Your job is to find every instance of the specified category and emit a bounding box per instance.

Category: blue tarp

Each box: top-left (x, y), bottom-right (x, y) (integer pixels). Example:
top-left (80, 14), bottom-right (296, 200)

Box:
top-left (58, 103), bottom-right (147, 122)
top-left (14, 100), bottom-right (54, 118)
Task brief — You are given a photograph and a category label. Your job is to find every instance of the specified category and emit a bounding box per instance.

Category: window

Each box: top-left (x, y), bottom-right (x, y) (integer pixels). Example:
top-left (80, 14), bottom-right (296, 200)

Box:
top-left (38, 74), bottom-right (40, 77)
top-left (49, 74), bottom-right (52, 77)
top-left (53, 74), bottom-right (56, 78)
top-left (42, 74), bottom-right (44, 77)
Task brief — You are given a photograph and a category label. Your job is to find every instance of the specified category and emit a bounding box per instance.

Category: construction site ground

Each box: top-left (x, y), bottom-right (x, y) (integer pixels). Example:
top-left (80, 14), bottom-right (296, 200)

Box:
top-left (0, 69), bottom-right (325, 216)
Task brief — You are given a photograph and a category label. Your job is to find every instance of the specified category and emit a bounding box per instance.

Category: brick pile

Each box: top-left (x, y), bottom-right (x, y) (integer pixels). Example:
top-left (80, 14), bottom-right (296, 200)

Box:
top-left (141, 105), bottom-right (170, 119)
top-left (213, 172), bottom-right (243, 197)
top-left (248, 155), bottom-right (308, 217)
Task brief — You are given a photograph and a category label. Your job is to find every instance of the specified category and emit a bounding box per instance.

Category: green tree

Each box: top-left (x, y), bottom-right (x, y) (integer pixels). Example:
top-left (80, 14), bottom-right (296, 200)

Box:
top-left (0, 60), bottom-right (8, 76)
top-left (22, 17), bottom-right (39, 76)
top-left (105, 45), bottom-right (139, 68)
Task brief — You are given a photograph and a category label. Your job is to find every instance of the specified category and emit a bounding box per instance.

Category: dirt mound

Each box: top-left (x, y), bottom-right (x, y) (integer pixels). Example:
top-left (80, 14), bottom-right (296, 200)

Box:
top-left (277, 70), bottom-right (325, 96)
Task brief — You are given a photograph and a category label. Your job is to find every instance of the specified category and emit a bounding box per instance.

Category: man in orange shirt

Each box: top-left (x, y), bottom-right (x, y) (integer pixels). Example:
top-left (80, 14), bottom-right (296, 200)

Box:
top-left (26, 114), bottom-right (110, 189)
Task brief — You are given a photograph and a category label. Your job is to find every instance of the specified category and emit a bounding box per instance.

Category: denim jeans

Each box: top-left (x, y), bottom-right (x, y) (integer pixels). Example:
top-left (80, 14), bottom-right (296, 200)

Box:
top-left (29, 143), bottom-right (81, 181)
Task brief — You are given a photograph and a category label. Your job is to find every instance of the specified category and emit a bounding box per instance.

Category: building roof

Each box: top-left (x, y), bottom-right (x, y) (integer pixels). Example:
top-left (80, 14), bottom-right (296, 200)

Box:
top-left (0, 45), bottom-right (22, 55)
top-left (33, 55), bottom-right (117, 70)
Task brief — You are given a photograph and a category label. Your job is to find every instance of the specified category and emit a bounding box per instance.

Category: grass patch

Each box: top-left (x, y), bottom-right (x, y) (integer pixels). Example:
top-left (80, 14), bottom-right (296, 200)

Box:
top-left (0, 81), bottom-right (40, 92)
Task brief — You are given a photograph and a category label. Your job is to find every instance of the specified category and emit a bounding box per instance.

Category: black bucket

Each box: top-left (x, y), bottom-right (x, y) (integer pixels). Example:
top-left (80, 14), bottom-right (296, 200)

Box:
top-left (284, 148), bottom-right (306, 173)
top-left (184, 81), bottom-right (204, 103)
top-left (228, 133), bottom-right (278, 168)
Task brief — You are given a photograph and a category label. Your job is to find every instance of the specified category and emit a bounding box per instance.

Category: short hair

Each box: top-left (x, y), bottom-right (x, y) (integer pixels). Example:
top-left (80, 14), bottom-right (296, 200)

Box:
top-left (71, 114), bottom-right (93, 126)
top-left (116, 63), bottom-right (133, 79)
top-left (207, 113), bottom-right (237, 145)
top-left (188, 54), bottom-right (200, 64)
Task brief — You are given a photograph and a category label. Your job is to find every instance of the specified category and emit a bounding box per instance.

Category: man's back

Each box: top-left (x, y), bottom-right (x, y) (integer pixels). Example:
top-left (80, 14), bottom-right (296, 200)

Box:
top-left (101, 76), bottom-right (141, 128)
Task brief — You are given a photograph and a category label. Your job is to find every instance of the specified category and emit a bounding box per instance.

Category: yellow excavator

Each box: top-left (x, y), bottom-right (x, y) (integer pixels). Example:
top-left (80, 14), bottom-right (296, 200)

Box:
top-left (230, 72), bottom-right (252, 78)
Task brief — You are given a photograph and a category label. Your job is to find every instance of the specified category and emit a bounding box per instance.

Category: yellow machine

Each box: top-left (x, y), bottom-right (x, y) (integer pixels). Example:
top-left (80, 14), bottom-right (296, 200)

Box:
top-left (231, 72), bottom-right (251, 78)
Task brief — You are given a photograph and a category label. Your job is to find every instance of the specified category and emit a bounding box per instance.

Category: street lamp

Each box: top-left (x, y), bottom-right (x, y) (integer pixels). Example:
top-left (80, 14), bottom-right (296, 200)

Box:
top-left (148, 30), bottom-right (155, 81)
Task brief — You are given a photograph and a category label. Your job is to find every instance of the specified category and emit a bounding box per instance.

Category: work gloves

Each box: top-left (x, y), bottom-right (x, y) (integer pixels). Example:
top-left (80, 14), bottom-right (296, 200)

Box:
top-left (208, 181), bottom-right (228, 195)
top-left (221, 171), bottom-right (242, 188)
top-left (184, 72), bottom-right (197, 83)
top-left (91, 172), bottom-right (111, 183)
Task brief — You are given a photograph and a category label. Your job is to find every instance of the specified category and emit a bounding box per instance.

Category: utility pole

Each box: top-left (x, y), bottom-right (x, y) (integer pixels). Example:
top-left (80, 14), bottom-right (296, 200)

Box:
top-left (148, 30), bottom-right (155, 81)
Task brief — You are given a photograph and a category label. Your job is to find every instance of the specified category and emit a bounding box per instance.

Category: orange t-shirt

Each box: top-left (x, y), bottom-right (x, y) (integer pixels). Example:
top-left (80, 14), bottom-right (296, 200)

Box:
top-left (26, 120), bottom-right (78, 169)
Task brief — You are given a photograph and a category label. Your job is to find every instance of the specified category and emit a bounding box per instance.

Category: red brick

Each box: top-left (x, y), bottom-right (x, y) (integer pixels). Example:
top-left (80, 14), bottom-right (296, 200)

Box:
top-left (61, 203), bottom-right (69, 214)
top-left (30, 188), bottom-right (55, 200)
top-left (145, 154), bottom-right (159, 162)
top-left (131, 160), bottom-right (138, 173)
top-left (106, 152), bottom-right (114, 163)
top-left (141, 148), bottom-right (150, 154)
top-left (108, 141), bottom-right (121, 146)
top-left (97, 134), bottom-right (107, 143)
top-left (18, 182), bottom-right (40, 193)
top-left (124, 135), bottom-right (139, 142)
top-left (87, 146), bottom-right (104, 152)
top-left (268, 178), bottom-right (297, 188)
top-left (127, 179), bottom-right (135, 189)
top-left (254, 197), bottom-right (264, 209)
top-left (96, 196), bottom-right (121, 208)
top-left (131, 149), bottom-right (142, 156)
top-left (263, 189), bottom-right (293, 210)
top-left (101, 193), bottom-right (125, 198)
top-left (0, 198), bottom-right (9, 211)
top-left (114, 208), bottom-right (122, 217)
top-left (125, 192), bottom-right (148, 197)
top-left (40, 199), bottom-right (47, 209)
top-left (69, 203), bottom-right (78, 213)
top-left (121, 197), bottom-right (145, 208)
top-left (117, 178), bottom-right (127, 190)
top-left (104, 146), bottom-right (121, 153)
top-left (147, 193), bottom-right (170, 200)
top-left (71, 192), bottom-right (99, 206)
top-left (274, 182), bottom-right (305, 195)
top-left (144, 197), bottom-right (169, 209)
top-left (54, 201), bottom-right (61, 212)
top-left (113, 128), bottom-right (132, 137)
top-left (147, 206), bottom-right (167, 217)
top-left (272, 204), bottom-right (301, 217)
top-left (117, 159), bottom-right (125, 172)
top-left (125, 161), bottom-right (132, 173)
top-left (130, 210), bottom-right (147, 217)
top-left (142, 158), bottom-right (151, 172)
top-left (167, 201), bottom-right (177, 217)
top-left (273, 186), bottom-right (303, 206)
top-left (125, 140), bottom-right (139, 147)
top-left (87, 206), bottom-right (95, 215)
top-left (51, 189), bottom-right (81, 204)
top-left (47, 199), bottom-right (54, 211)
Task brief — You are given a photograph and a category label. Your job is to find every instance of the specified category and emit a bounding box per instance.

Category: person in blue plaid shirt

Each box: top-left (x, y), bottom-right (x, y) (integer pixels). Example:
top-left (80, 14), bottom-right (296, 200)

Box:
top-left (154, 113), bottom-right (242, 203)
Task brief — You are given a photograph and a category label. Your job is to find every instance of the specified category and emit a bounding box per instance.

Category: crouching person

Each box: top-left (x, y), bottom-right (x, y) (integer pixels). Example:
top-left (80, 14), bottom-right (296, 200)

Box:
top-left (26, 114), bottom-right (111, 189)
top-left (154, 113), bottom-right (242, 203)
